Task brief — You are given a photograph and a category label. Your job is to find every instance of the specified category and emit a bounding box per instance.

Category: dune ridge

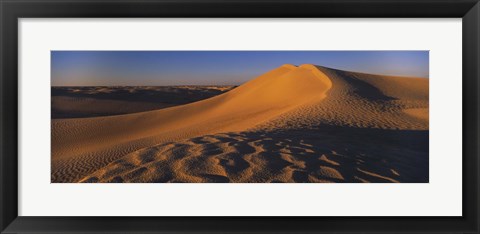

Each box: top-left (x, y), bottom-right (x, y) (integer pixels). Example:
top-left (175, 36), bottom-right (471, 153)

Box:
top-left (51, 64), bottom-right (429, 183)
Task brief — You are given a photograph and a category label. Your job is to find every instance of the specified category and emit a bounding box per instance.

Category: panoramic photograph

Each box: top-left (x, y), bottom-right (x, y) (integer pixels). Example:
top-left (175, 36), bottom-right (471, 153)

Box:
top-left (51, 51), bottom-right (429, 183)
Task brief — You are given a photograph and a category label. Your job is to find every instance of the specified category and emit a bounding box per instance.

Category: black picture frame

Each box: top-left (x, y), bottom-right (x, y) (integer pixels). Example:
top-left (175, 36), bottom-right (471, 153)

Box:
top-left (1, 0), bottom-right (479, 233)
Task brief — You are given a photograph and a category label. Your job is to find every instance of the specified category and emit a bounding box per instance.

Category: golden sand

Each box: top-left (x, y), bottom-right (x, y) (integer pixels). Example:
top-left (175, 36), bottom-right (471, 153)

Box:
top-left (51, 65), bottom-right (428, 183)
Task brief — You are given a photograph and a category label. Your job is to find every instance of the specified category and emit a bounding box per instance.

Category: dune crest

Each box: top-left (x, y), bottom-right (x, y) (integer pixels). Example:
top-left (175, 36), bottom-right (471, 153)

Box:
top-left (52, 64), bottom-right (334, 182)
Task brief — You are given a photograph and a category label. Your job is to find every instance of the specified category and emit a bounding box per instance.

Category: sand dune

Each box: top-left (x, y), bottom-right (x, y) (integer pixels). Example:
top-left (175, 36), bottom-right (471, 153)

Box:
top-left (51, 64), bottom-right (428, 183)
top-left (254, 66), bottom-right (429, 131)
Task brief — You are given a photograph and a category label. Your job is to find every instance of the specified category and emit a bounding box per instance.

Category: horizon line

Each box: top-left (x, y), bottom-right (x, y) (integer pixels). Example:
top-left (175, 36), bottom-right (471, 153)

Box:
top-left (51, 64), bottom-right (428, 87)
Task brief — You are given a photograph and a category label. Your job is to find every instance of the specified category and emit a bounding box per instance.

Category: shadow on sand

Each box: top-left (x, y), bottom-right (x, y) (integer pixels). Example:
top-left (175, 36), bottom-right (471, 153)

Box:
top-left (181, 125), bottom-right (429, 183)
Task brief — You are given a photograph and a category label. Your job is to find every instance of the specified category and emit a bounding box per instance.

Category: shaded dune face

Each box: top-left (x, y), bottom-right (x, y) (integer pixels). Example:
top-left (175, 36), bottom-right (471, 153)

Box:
top-left (51, 64), bottom-right (429, 183)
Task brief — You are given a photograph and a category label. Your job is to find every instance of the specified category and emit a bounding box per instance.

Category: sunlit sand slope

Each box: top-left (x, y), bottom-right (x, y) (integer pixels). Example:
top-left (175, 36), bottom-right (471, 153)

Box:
top-left (52, 64), bottom-right (333, 182)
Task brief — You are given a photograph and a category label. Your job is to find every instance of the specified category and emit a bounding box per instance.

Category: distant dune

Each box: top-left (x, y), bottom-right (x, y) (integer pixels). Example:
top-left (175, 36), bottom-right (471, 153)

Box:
top-left (51, 64), bottom-right (428, 183)
top-left (51, 86), bottom-right (235, 118)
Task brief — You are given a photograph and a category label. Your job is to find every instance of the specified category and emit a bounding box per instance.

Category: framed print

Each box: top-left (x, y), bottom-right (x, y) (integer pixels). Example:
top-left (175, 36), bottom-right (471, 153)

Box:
top-left (49, 50), bottom-right (430, 184)
top-left (1, 0), bottom-right (479, 233)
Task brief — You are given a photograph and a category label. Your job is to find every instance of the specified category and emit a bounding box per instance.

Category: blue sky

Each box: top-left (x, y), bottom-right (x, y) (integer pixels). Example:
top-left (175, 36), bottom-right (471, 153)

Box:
top-left (51, 51), bottom-right (429, 86)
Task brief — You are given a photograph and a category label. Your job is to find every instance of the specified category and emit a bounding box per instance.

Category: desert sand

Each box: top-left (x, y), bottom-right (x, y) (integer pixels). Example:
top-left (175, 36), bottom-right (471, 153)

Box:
top-left (51, 64), bottom-right (428, 183)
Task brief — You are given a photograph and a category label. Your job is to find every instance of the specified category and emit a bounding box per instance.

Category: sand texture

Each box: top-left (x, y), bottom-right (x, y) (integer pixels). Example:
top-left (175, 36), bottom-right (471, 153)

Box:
top-left (51, 64), bottom-right (428, 183)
